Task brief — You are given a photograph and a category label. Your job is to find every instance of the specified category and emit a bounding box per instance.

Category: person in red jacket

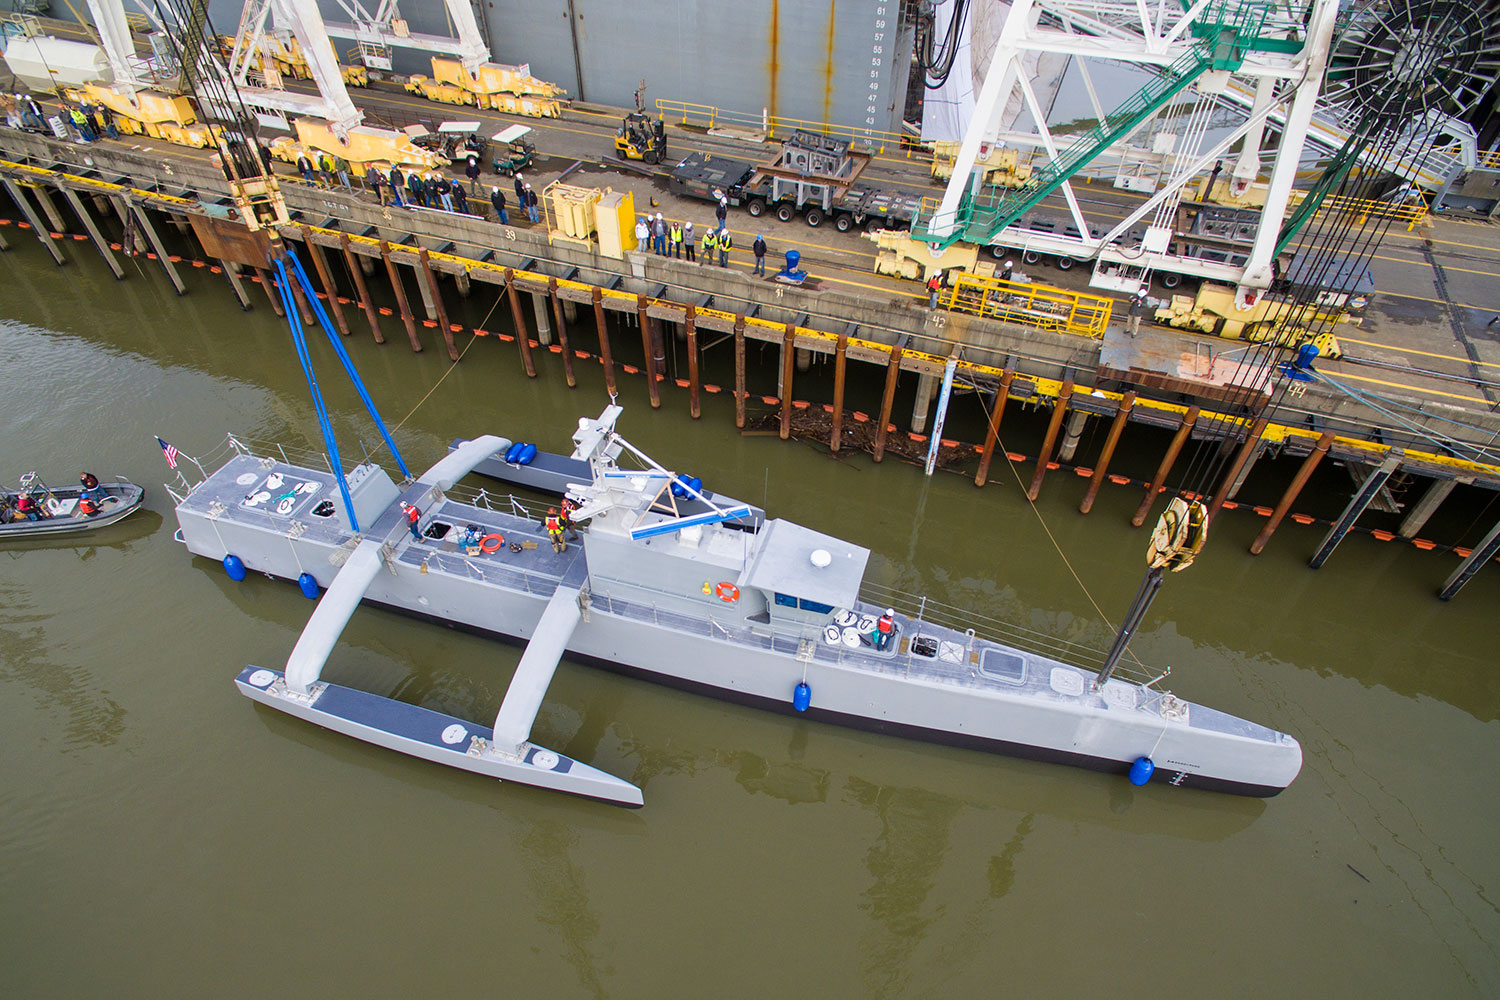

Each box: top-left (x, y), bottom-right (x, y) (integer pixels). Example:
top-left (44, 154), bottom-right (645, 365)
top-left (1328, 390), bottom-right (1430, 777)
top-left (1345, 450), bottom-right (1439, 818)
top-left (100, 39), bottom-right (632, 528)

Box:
top-left (401, 501), bottom-right (422, 540)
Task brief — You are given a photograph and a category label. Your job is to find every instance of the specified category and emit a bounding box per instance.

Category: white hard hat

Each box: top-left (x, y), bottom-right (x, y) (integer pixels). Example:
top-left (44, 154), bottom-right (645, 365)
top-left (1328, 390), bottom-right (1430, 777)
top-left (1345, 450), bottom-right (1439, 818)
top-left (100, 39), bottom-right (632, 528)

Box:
top-left (656, 212), bottom-right (663, 218)
top-left (1004, 260), bottom-right (1013, 267)
top-left (885, 608), bottom-right (895, 616)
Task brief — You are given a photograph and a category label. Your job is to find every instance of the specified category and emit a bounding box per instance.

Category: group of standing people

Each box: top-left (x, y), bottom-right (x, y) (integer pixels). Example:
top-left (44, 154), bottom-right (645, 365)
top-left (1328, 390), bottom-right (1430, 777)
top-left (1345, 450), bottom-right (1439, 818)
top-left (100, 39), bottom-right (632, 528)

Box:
top-left (4, 94), bottom-right (116, 143)
top-left (487, 172), bottom-right (538, 225)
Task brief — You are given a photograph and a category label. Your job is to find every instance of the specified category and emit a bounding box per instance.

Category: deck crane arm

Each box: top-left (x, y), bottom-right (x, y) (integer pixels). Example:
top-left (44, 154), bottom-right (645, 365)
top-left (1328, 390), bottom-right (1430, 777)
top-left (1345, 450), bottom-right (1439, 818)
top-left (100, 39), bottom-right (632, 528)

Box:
top-left (229, 0), bottom-right (363, 139)
top-left (83, 0), bottom-right (148, 96)
top-left (321, 0), bottom-right (488, 71)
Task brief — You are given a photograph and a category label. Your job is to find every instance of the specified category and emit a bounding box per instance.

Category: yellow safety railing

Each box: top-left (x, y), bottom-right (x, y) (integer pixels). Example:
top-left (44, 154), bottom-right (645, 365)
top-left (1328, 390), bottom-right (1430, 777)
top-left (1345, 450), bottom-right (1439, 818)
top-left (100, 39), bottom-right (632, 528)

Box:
top-left (1317, 192), bottom-right (1429, 230)
top-left (1476, 149), bottom-right (1500, 170)
top-left (654, 99), bottom-right (925, 159)
top-left (942, 273), bottom-right (1113, 339)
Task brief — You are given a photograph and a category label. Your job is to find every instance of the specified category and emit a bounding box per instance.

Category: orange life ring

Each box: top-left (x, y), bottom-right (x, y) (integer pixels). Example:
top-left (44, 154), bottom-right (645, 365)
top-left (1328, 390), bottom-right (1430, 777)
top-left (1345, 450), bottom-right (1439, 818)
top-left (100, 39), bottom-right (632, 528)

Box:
top-left (715, 582), bottom-right (739, 602)
top-left (479, 533), bottom-right (506, 553)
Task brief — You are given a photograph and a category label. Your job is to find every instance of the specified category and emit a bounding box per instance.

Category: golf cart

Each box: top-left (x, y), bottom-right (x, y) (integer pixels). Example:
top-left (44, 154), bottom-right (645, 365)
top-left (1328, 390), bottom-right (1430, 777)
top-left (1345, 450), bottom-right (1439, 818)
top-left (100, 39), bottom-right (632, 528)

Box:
top-left (491, 124), bottom-right (535, 176)
top-left (412, 121), bottom-right (489, 163)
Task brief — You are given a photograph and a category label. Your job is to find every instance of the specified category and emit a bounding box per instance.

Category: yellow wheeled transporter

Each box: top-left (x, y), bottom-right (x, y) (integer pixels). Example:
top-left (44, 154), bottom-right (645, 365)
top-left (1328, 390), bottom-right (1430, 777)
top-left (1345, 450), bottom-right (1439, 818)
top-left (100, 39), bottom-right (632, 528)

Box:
top-left (1154, 282), bottom-right (1349, 359)
top-left (404, 57), bottom-right (564, 118)
top-left (268, 118), bottom-right (443, 174)
top-left (929, 140), bottom-right (1033, 188)
top-left (67, 85), bottom-right (219, 148)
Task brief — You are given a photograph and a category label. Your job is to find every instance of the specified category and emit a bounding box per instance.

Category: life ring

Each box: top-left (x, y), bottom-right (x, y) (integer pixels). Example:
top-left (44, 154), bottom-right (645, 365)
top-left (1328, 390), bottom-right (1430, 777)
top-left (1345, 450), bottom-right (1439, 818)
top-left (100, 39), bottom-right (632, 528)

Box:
top-left (479, 533), bottom-right (505, 553)
top-left (715, 582), bottom-right (739, 602)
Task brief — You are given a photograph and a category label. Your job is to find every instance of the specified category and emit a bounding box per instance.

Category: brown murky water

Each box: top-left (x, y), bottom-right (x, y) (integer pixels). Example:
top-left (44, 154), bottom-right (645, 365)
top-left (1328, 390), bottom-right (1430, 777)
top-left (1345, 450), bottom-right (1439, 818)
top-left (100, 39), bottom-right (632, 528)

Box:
top-left (2, 234), bottom-right (1497, 997)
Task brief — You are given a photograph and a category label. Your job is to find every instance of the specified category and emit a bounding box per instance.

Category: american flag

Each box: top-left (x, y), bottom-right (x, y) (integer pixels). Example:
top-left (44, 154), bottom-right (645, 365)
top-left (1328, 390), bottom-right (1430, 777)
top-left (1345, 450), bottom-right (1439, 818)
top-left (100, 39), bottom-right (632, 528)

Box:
top-left (156, 436), bottom-right (179, 469)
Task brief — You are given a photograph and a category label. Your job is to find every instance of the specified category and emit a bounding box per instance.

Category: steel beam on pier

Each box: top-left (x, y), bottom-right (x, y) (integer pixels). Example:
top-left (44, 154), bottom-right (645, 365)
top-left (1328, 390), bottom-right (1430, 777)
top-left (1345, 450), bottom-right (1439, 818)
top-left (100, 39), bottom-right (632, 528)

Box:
top-left (1439, 518), bottom-right (1500, 600)
top-left (60, 187), bottom-right (122, 279)
top-left (1309, 451), bottom-right (1403, 569)
top-left (127, 202), bottom-right (185, 295)
top-left (3, 178), bottom-right (65, 265)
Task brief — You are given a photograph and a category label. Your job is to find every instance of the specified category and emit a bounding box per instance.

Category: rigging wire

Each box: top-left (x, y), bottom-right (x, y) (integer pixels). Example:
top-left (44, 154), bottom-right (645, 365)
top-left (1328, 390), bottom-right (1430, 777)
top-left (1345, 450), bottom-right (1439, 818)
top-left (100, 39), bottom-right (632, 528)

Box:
top-left (917, 0), bottom-right (970, 88)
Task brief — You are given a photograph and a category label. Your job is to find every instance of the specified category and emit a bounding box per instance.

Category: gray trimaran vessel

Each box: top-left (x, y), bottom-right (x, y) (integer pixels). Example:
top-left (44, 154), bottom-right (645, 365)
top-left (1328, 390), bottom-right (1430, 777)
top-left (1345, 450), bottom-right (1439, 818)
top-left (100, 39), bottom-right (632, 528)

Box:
top-left (174, 401), bottom-right (1303, 805)
top-left (171, 249), bottom-right (1301, 805)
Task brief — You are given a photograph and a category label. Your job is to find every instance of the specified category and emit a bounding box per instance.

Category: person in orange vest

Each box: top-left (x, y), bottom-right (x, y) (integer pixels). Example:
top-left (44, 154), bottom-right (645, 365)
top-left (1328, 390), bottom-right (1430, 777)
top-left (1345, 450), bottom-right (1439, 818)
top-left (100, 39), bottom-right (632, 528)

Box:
top-left (926, 272), bottom-right (943, 309)
top-left (400, 501), bottom-right (422, 540)
top-left (560, 497), bottom-right (579, 540)
top-left (545, 507), bottom-right (566, 552)
top-left (875, 608), bottom-right (895, 650)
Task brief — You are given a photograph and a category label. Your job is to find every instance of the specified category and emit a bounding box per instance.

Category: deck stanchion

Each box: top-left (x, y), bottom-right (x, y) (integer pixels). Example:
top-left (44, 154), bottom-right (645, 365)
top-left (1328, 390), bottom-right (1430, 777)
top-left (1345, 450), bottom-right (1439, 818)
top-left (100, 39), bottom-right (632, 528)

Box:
top-left (1133, 406), bottom-right (1199, 527)
top-left (1251, 431), bottom-right (1333, 554)
top-left (341, 233), bottom-right (384, 343)
top-left (975, 369), bottom-right (1015, 487)
top-left (1080, 391), bottom-right (1135, 513)
top-left (592, 285), bottom-right (616, 395)
top-left (1027, 378), bottom-right (1074, 501)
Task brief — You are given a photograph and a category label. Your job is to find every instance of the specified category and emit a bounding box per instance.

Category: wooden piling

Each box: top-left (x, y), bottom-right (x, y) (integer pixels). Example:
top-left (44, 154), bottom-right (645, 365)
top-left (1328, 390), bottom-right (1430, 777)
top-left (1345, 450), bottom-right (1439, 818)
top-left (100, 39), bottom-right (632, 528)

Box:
top-left (286, 264), bottom-right (317, 326)
top-left (420, 249), bottom-right (459, 360)
top-left (1206, 417), bottom-right (1268, 524)
top-left (830, 333), bottom-right (848, 451)
top-left (975, 369), bottom-right (1015, 487)
top-left (685, 305), bottom-right (701, 418)
top-left (1027, 378), bottom-right (1074, 501)
top-left (548, 278), bottom-right (575, 387)
top-left (637, 293), bottom-right (660, 408)
top-left (1132, 406), bottom-right (1199, 527)
top-left (1080, 391), bottom-right (1135, 514)
top-left (380, 241), bottom-right (422, 351)
top-left (1251, 431), bottom-right (1333, 554)
top-left (60, 187), bottom-right (122, 278)
top-left (591, 285), bottom-right (616, 395)
top-left (252, 267), bottom-right (283, 316)
top-left (733, 315), bottom-right (747, 428)
top-left (306, 238), bottom-right (349, 336)
top-left (504, 268), bottom-right (536, 377)
top-left (780, 323), bottom-right (795, 440)
top-left (872, 345), bottom-right (904, 463)
top-left (341, 233), bottom-right (384, 343)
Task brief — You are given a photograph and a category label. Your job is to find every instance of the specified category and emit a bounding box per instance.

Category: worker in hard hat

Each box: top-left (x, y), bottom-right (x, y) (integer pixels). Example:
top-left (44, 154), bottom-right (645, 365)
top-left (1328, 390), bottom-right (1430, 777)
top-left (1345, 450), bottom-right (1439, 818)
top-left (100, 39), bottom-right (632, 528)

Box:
top-left (1000, 259), bottom-right (1014, 282)
top-left (875, 609), bottom-right (896, 650)
top-left (1126, 284), bottom-right (1151, 338)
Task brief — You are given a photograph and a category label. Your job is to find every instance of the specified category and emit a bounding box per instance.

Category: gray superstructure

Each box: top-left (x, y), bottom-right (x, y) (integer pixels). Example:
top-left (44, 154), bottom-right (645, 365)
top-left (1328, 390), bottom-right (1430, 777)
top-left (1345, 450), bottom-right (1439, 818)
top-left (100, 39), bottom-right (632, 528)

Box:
top-left (174, 408), bottom-right (1302, 806)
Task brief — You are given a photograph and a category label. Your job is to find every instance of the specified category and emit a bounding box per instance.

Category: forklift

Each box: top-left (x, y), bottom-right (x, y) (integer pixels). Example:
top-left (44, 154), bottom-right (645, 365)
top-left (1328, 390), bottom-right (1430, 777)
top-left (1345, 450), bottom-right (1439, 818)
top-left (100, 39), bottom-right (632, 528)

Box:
top-left (615, 85), bottom-right (666, 164)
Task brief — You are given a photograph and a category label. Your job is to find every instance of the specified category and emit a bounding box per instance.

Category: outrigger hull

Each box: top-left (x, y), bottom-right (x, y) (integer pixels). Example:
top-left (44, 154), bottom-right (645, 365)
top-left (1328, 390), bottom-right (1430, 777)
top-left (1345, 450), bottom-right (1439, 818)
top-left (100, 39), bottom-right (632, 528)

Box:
top-left (235, 667), bottom-right (643, 806)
